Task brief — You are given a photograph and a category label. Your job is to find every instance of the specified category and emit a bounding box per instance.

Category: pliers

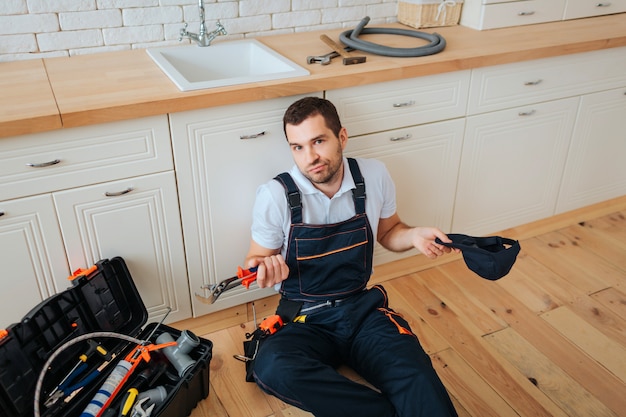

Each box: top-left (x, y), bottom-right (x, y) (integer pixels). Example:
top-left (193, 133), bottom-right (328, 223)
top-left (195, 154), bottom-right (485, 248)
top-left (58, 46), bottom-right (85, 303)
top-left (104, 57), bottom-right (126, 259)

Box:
top-left (44, 362), bottom-right (101, 407)
top-left (45, 340), bottom-right (112, 407)
top-left (196, 266), bottom-right (258, 304)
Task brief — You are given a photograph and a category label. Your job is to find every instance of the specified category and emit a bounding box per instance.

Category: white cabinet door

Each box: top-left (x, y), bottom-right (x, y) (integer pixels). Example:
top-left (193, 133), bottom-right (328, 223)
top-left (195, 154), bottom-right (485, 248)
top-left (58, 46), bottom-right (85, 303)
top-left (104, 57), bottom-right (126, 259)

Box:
top-left (557, 88), bottom-right (626, 213)
top-left (170, 94), bottom-right (321, 316)
top-left (53, 171), bottom-right (191, 324)
top-left (345, 119), bottom-right (465, 265)
top-left (0, 195), bottom-right (69, 325)
top-left (453, 97), bottom-right (579, 235)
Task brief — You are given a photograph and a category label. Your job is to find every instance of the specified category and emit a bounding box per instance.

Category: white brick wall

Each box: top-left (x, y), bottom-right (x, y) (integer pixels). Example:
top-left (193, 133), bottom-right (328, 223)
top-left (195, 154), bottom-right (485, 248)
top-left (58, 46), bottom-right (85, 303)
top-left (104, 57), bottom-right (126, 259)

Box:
top-left (0, 0), bottom-right (398, 62)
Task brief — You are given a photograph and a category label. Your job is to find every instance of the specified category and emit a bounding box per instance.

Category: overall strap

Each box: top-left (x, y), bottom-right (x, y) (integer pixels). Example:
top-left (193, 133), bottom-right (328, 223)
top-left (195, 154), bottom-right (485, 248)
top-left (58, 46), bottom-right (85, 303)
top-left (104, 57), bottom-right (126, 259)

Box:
top-left (347, 158), bottom-right (366, 215)
top-left (274, 172), bottom-right (303, 224)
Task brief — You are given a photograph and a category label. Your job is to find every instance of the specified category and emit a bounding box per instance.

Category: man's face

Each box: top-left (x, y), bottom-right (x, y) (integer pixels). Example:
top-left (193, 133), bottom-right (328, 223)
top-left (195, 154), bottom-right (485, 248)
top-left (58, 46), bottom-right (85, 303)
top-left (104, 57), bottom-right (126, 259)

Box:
top-left (285, 113), bottom-right (348, 189)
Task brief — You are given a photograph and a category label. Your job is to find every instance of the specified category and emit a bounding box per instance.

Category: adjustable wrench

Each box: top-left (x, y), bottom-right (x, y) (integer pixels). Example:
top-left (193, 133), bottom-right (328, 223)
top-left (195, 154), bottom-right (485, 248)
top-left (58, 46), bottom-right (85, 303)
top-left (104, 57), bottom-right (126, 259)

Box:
top-left (195, 266), bottom-right (258, 304)
top-left (307, 51), bottom-right (340, 65)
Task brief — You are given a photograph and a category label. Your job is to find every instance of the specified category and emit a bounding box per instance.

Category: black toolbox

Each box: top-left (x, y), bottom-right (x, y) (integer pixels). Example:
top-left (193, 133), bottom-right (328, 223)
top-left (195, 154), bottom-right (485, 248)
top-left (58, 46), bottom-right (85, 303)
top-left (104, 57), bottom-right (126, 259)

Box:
top-left (0, 257), bottom-right (212, 417)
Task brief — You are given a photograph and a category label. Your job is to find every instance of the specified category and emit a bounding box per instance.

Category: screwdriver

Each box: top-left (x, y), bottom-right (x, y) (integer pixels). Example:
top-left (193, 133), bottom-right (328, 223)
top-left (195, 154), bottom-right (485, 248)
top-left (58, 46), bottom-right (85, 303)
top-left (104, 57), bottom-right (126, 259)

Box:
top-left (118, 388), bottom-right (138, 417)
top-left (46, 340), bottom-right (112, 405)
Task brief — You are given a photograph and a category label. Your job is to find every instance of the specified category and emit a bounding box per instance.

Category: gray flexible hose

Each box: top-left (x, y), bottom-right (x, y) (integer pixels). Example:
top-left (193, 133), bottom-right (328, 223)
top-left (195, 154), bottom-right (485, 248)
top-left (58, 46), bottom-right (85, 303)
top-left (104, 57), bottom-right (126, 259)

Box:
top-left (339, 16), bottom-right (446, 57)
top-left (34, 332), bottom-right (144, 417)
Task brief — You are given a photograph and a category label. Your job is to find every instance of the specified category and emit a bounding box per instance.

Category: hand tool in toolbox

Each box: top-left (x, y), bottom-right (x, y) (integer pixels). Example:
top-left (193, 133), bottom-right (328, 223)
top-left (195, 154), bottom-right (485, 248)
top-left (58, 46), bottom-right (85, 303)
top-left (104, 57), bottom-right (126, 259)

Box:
top-left (118, 388), bottom-right (138, 417)
top-left (79, 312), bottom-right (176, 417)
top-left (319, 34), bottom-right (366, 65)
top-left (0, 257), bottom-right (213, 417)
top-left (129, 397), bottom-right (154, 417)
top-left (195, 265), bottom-right (258, 304)
top-left (44, 341), bottom-right (113, 408)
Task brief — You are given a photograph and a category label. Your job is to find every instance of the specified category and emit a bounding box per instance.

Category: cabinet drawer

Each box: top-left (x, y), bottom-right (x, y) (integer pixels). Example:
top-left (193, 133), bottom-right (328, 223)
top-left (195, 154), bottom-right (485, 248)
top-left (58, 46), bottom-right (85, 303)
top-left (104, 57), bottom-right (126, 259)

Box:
top-left (479, 0), bottom-right (566, 29)
top-left (468, 46), bottom-right (626, 114)
top-left (0, 115), bottom-right (173, 200)
top-left (326, 71), bottom-right (470, 137)
top-left (564, 0), bottom-right (626, 19)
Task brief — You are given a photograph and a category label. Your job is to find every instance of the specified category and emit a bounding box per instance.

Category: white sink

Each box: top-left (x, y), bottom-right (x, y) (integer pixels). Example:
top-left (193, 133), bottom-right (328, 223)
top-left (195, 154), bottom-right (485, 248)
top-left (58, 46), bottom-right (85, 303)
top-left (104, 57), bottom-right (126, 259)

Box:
top-left (147, 39), bottom-right (310, 91)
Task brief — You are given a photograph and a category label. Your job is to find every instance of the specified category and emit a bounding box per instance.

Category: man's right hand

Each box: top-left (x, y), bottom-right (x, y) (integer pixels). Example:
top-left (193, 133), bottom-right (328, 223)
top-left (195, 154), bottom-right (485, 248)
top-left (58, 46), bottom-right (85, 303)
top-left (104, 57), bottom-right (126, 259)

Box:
top-left (248, 253), bottom-right (290, 288)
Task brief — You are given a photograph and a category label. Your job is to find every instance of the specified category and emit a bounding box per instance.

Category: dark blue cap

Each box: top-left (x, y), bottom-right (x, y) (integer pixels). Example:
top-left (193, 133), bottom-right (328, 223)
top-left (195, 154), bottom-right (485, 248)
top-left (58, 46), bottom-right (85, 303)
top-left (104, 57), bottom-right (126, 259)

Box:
top-left (436, 234), bottom-right (520, 280)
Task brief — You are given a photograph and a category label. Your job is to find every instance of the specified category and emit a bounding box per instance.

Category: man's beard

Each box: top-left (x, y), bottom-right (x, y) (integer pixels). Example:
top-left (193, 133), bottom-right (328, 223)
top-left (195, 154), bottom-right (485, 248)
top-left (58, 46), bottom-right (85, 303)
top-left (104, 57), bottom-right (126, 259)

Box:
top-left (303, 151), bottom-right (343, 185)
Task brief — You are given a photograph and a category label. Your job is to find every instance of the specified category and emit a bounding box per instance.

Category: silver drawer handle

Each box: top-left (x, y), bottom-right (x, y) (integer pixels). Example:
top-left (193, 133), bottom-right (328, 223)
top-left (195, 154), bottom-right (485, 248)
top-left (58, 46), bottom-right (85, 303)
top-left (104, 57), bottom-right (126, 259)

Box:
top-left (524, 79), bottom-right (543, 86)
top-left (240, 131), bottom-right (266, 140)
top-left (518, 11), bottom-right (536, 16)
top-left (104, 187), bottom-right (133, 197)
top-left (390, 133), bottom-right (412, 142)
top-left (26, 159), bottom-right (61, 168)
top-left (518, 109), bottom-right (536, 116)
top-left (393, 100), bottom-right (415, 108)
top-left (596, 2), bottom-right (611, 6)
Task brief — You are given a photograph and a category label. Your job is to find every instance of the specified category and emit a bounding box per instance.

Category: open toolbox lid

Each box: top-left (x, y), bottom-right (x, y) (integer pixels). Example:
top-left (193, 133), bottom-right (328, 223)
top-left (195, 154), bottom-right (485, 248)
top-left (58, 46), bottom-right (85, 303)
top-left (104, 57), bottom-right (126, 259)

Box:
top-left (0, 257), bottom-right (148, 417)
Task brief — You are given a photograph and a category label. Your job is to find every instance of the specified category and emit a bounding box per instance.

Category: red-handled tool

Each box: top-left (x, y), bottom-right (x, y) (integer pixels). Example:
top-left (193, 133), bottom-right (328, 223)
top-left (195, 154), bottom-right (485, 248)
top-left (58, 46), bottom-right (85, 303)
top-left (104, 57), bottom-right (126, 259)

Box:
top-left (195, 266), bottom-right (258, 304)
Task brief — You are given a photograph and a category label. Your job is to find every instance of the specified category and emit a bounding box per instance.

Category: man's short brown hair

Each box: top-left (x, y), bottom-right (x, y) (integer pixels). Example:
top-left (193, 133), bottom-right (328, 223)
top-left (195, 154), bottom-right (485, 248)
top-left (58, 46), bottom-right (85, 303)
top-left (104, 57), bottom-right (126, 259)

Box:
top-left (283, 97), bottom-right (342, 139)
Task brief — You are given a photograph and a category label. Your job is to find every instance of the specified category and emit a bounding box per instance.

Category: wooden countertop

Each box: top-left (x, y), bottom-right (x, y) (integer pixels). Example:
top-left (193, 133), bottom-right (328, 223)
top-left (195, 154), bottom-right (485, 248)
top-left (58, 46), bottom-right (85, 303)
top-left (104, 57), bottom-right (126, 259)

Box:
top-left (2, 14), bottom-right (626, 138)
top-left (0, 59), bottom-right (62, 137)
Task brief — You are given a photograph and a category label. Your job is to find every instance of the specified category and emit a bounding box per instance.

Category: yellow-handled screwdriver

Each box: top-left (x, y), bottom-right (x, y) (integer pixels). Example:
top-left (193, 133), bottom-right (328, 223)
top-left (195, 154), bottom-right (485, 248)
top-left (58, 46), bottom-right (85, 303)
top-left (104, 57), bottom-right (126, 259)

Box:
top-left (118, 387), bottom-right (139, 417)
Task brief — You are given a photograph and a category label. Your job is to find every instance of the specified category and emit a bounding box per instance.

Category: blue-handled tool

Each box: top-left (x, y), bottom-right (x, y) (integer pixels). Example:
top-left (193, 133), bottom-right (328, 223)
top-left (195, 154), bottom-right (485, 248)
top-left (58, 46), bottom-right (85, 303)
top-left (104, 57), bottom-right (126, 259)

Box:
top-left (45, 340), bottom-right (112, 407)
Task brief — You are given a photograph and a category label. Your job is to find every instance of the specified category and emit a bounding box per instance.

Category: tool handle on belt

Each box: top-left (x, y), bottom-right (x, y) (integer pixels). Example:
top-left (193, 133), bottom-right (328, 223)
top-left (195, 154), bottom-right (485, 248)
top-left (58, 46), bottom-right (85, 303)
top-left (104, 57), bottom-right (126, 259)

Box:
top-left (237, 266), bottom-right (258, 289)
top-left (259, 315), bottom-right (284, 335)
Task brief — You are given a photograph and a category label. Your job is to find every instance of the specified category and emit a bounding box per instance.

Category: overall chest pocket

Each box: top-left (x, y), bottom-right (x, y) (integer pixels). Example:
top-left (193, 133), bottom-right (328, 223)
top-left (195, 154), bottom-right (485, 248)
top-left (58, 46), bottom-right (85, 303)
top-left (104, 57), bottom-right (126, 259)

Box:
top-left (293, 220), bottom-right (371, 298)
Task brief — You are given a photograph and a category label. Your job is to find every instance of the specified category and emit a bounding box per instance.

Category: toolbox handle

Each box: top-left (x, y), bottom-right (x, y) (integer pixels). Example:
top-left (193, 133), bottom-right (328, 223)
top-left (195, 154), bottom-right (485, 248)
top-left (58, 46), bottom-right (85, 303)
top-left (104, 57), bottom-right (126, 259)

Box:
top-left (68, 264), bottom-right (98, 281)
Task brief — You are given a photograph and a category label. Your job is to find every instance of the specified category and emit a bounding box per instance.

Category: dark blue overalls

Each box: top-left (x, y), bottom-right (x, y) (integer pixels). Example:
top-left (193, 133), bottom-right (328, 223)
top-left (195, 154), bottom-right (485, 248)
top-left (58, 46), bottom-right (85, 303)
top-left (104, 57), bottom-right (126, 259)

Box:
top-left (252, 159), bottom-right (458, 417)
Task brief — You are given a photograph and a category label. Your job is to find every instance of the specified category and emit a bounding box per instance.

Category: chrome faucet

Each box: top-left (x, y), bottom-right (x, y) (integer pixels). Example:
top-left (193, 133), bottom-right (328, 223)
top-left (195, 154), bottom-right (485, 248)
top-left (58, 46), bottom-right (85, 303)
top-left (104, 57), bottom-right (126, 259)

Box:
top-left (179, 0), bottom-right (227, 46)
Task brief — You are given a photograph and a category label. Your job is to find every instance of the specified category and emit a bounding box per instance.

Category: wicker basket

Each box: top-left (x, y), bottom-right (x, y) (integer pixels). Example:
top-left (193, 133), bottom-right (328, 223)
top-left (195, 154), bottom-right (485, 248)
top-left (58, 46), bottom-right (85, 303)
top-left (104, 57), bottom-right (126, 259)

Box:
top-left (398, 0), bottom-right (463, 29)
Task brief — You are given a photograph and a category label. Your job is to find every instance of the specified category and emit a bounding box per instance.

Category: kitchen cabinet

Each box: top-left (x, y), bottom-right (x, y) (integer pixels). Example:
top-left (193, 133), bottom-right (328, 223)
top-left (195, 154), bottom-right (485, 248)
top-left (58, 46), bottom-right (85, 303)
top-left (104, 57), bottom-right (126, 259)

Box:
top-left (466, 47), bottom-right (626, 116)
top-left (328, 71), bottom-right (470, 264)
top-left (563, 0), bottom-right (626, 20)
top-left (169, 94), bottom-right (321, 316)
top-left (455, 46), bottom-right (626, 235)
top-left (557, 87), bottom-right (626, 213)
top-left (345, 119), bottom-right (465, 265)
top-left (0, 115), bottom-right (174, 201)
top-left (53, 171), bottom-right (191, 323)
top-left (460, 0), bottom-right (626, 30)
top-left (327, 70), bottom-right (470, 137)
top-left (0, 115), bottom-right (189, 325)
top-left (453, 98), bottom-right (578, 235)
top-left (3, 40), bottom-right (626, 322)
top-left (0, 194), bottom-right (69, 325)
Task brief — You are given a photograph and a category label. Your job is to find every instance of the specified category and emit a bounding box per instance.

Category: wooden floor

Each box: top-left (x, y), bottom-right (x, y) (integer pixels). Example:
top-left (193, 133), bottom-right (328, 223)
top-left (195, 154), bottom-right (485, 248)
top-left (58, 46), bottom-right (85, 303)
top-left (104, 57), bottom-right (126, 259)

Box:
top-left (180, 197), bottom-right (626, 417)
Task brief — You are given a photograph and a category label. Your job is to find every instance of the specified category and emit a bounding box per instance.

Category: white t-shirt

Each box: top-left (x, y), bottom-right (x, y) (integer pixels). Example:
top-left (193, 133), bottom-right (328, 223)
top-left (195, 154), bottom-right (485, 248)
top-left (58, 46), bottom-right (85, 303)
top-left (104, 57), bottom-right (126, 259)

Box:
top-left (251, 157), bottom-right (397, 256)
